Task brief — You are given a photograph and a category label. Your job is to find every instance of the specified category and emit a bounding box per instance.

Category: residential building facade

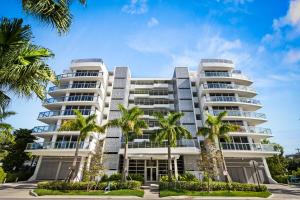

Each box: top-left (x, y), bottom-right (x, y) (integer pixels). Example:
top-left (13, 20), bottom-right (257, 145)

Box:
top-left (26, 58), bottom-right (279, 183)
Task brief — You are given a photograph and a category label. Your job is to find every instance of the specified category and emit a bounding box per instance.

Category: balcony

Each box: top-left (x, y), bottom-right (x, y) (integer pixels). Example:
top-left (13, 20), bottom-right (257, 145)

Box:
top-left (220, 142), bottom-right (279, 156)
top-left (203, 96), bottom-right (261, 110)
top-left (201, 59), bottom-right (234, 69)
top-left (199, 71), bottom-right (252, 85)
top-left (32, 125), bottom-right (57, 133)
top-left (38, 109), bottom-right (94, 123)
top-left (57, 72), bottom-right (103, 80)
top-left (48, 83), bottom-right (99, 93)
top-left (201, 83), bottom-right (256, 97)
top-left (25, 141), bottom-right (91, 156)
top-left (119, 139), bottom-right (200, 155)
top-left (43, 95), bottom-right (99, 109)
top-left (211, 110), bottom-right (267, 125)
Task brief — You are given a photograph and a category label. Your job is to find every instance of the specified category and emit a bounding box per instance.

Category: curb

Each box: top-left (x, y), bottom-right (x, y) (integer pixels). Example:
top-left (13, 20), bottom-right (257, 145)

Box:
top-left (29, 189), bottom-right (38, 197)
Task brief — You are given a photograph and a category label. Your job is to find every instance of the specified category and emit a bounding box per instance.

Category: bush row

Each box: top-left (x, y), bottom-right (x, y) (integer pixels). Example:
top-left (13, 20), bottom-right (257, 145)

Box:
top-left (37, 180), bottom-right (141, 191)
top-left (159, 181), bottom-right (267, 192)
top-left (100, 173), bottom-right (144, 182)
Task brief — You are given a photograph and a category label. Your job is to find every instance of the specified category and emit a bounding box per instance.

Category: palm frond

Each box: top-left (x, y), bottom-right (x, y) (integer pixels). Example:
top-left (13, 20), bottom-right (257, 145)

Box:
top-left (58, 120), bottom-right (77, 131)
top-left (197, 127), bottom-right (211, 137)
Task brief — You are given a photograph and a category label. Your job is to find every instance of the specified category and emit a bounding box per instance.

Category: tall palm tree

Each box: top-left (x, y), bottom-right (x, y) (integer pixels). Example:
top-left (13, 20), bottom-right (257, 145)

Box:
top-left (58, 109), bottom-right (106, 182)
top-left (22, 0), bottom-right (87, 34)
top-left (197, 111), bottom-right (239, 181)
top-left (154, 112), bottom-right (192, 182)
top-left (0, 18), bottom-right (56, 110)
top-left (106, 104), bottom-right (148, 182)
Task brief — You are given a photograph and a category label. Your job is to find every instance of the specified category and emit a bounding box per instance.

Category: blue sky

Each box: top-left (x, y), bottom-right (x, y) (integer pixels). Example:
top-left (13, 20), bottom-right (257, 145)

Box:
top-left (1, 0), bottom-right (300, 154)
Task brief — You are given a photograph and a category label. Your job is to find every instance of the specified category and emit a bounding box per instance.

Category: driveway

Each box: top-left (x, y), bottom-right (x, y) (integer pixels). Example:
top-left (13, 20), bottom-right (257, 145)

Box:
top-left (0, 182), bottom-right (36, 198)
top-left (267, 184), bottom-right (300, 200)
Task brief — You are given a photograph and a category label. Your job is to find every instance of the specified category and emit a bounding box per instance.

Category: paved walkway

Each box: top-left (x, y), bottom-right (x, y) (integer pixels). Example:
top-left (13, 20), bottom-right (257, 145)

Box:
top-left (0, 182), bottom-right (299, 199)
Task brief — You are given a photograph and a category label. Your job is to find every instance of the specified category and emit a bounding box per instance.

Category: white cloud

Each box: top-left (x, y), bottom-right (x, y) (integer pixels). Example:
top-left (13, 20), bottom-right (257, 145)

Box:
top-left (262, 0), bottom-right (300, 44)
top-left (122, 0), bottom-right (148, 15)
top-left (217, 0), bottom-right (254, 4)
top-left (284, 49), bottom-right (300, 64)
top-left (147, 17), bottom-right (159, 27)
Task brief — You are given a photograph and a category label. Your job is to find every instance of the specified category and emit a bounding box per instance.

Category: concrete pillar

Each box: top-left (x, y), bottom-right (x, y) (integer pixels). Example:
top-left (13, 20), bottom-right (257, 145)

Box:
top-left (28, 156), bottom-right (43, 181)
top-left (174, 158), bottom-right (178, 180)
top-left (262, 157), bottom-right (277, 184)
top-left (75, 156), bottom-right (86, 182)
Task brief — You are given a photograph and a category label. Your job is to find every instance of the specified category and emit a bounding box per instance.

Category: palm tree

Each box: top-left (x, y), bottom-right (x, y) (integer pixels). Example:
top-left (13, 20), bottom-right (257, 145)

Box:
top-left (0, 18), bottom-right (56, 110)
top-left (154, 112), bottom-right (192, 182)
top-left (58, 109), bottom-right (106, 182)
top-left (0, 110), bottom-right (16, 152)
top-left (22, 0), bottom-right (87, 34)
top-left (0, 110), bottom-right (16, 132)
top-left (106, 104), bottom-right (148, 182)
top-left (197, 111), bottom-right (239, 181)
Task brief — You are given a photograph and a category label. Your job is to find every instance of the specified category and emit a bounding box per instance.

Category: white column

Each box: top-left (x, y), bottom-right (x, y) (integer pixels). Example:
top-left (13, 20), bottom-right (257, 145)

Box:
top-left (75, 156), bottom-right (86, 182)
top-left (262, 157), bottom-right (277, 184)
top-left (174, 158), bottom-right (178, 180)
top-left (28, 156), bottom-right (43, 181)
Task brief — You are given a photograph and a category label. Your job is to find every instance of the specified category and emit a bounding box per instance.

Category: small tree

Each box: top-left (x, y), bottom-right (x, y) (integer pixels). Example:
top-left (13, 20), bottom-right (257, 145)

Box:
top-left (59, 109), bottom-right (106, 182)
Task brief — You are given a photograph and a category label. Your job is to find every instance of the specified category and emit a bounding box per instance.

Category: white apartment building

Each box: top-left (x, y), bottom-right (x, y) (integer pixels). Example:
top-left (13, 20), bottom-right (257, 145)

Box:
top-left (25, 58), bottom-right (279, 183)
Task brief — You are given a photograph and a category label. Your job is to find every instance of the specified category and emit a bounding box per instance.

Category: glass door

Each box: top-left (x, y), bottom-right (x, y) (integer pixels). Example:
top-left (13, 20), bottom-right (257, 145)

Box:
top-left (146, 167), bottom-right (157, 182)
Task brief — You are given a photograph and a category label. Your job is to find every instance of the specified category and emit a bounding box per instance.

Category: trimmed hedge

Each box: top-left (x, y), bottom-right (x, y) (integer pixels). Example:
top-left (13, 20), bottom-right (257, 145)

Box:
top-left (159, 181), bottom-right (267, 192)
top-left (0, 167), bottom-right (6, 183)
top-left (37, 180), bottom-right (141, 191)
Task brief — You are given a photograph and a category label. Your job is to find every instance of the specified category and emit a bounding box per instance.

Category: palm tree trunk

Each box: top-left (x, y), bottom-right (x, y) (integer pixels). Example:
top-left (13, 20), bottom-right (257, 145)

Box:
top-left (205, 139), bottom-right (219, 181)
top-left (122, 142), bottom-right (129, 182)
top-left (167, 139), bottom-right (172, 182)
top-left (66, 138), bottom-right (81, 182)
top-left (217, 141), bottom-right (232, 182)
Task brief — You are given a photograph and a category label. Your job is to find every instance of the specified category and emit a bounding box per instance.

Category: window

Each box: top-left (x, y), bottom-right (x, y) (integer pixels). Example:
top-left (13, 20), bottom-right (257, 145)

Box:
top-left (196, 114), bottom-right (201, 120)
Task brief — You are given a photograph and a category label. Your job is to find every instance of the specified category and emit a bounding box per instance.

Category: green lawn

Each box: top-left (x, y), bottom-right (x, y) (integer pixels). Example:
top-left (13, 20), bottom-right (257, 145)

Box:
top-left (34, 189), bottom-right (144, 197)
top-left (159, 189), bottom-right (271, 198)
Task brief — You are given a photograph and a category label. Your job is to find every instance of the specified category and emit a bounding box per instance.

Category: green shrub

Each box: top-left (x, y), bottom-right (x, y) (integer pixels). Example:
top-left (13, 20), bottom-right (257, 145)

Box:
top-left (178, 172), bottom-right (197, 181)
top-left (37, 180), bottom-right (141, 191)
top-left (0, 167), bottom-right (6, 183)
top-left (160, 175), bottom-right (176, 182)
top-left (274, 175), bottom-right (288, 184)
top-left (127, 173), bottom-right (144, 182)
top-left (5, 171), bottom-right (33, 182)
top-left (100, 174), bottom-right (109, 182)
top-left (109, 173), bottom-right (122, 181)
top-left (159, 181), bottom-right (267, 192)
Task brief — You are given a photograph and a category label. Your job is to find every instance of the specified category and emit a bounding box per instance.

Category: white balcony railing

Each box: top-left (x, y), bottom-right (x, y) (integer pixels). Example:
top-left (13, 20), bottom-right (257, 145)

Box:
top-left (204, 96), bottom-right (261, 105)
top-left (211, 110), bottom-right (266, 119)
top-left (220, 142), bottom-right (278, 153)
top-left (43, 95), bottom-right (98, 104)
top-left (202, 83), bottom-right (255, 93)
top-left (26, 141), bottom-right (90, 150)
top-left (38, 109), bottom-right (94, 118)
top-left (49, 83), bottom-right (98, 92)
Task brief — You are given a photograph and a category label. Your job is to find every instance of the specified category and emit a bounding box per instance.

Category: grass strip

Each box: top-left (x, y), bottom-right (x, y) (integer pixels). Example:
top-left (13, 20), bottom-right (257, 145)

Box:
top-left (159, 189), bottom-right (271, 198)
top-left (34, 189), bottom-right (144, 197)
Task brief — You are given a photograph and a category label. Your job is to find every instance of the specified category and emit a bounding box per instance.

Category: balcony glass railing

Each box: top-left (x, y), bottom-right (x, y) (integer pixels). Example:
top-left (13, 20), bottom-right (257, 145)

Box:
top-left (205, 96), bottom-right (261, 105)
top-left (57, 72), bottom-right (102, 80)
top-left (44, 95), bottom-right (97, 104)
top-left (26, 141), bottom-right (89, 150)
top-left (200, 71), bottom-right (249, 80)
top-left (237, 126), bottom-right (272, 135)
top-left (220, 142), bottom-right (278, 153)
top-left (211, 110), bottom-right (266, 119)
top-left (202, 83), bottom-right (255, 93)
top-left (38, 109), bottom-right (94, 118)
top-left (122, 139), bottom-right (199, 148)
top-left (49, 83), bottom-right (98, 92)
top-left (32, 125), bottom-right (57, 133)
top-left (201, 59), bottom-right (233, 64)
